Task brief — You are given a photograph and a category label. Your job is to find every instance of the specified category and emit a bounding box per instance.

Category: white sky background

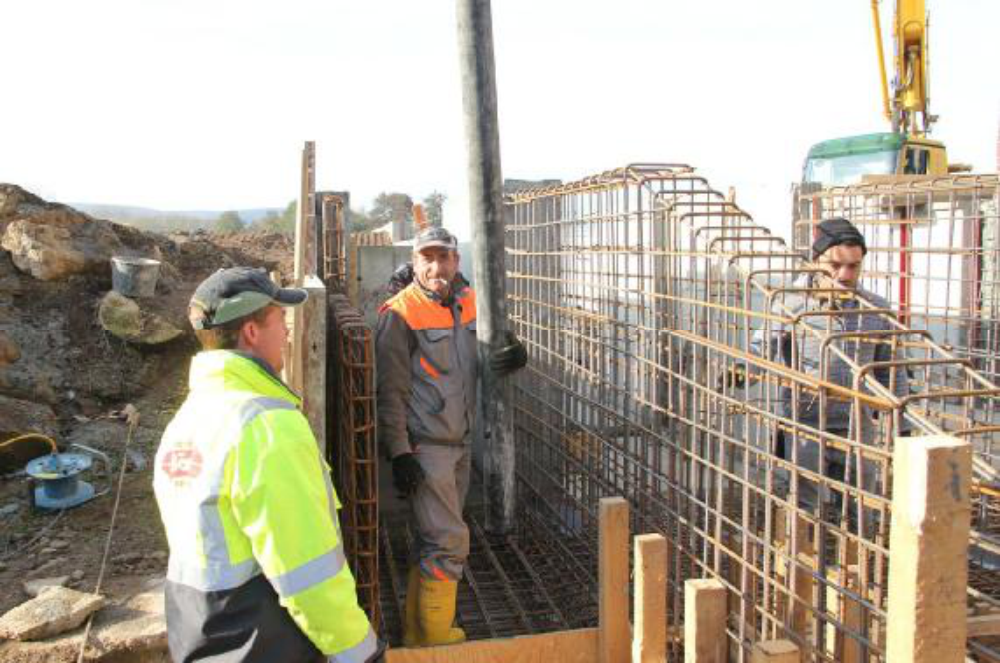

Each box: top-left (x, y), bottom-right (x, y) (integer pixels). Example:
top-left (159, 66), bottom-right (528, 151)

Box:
top-left (1, 0), bottom-right (997, 241)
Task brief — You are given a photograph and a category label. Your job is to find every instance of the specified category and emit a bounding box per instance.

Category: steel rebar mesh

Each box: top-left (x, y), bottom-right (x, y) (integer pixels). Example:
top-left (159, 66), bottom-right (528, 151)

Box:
top-left (321, 194), bottom-right (349, 291)
top-left (327, 295), bottom-right (380, 630)
top-left (377, 498), bottom-right (595, 646)
top-left (793, 176), bottom-right (1000, 659)
top-left (506, 165), bottom-right (1000, 661)
top-left (320, 197), bottom-right (381, 630)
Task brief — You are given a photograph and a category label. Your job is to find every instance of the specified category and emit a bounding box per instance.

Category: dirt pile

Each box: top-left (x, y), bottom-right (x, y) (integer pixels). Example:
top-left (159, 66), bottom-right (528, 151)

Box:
top-left (0, 184), bottom-right (294, 659)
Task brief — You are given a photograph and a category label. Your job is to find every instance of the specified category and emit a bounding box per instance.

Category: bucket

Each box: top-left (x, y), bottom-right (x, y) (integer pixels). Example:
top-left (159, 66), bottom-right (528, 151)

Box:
top-left (110, 256), bottom-right (161, 298)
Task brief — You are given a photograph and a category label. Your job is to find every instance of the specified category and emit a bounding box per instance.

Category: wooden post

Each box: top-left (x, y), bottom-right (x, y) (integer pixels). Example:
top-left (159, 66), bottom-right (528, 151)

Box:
top-left (885, 435), bottom-right (971, 663)
top-left (774, 506), bottom-right (814, 638)
top-left (294, 141), bottom-right (316, 282)
top-left (599, 497), bottom-right (630, 663)
top-left (456, 0), bottom-right (516, 534)
top-left (289, 141), bottom-right (315, 393)
top-left (632, 533), bottom-right (667, 663)
top-left (684, 578), bottom-right (727, 663)
top-left (300, 275), bottom-right (327, 455)
top-left (750, 639), bottom-right (799, 663)
top-left (825, 565), bottom-right (862, 663)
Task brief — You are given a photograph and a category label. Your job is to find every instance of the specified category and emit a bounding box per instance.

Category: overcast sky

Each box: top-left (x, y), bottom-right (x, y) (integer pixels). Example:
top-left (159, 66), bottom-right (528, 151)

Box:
top-left (1, 0), bottom-right (997, 240)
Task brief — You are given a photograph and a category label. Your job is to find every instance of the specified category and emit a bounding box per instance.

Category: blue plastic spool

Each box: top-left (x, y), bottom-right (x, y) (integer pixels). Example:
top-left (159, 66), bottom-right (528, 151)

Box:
top-left (26, 452), bottom-right (100, 510)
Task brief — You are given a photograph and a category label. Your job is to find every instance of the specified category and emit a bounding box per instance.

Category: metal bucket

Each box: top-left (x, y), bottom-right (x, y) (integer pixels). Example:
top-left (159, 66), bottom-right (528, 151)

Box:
top-left (110, 256), bottom-right (161, 298)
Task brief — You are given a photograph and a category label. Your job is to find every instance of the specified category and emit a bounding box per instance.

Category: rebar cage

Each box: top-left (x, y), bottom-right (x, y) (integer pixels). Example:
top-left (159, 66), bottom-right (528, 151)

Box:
top-left (319, 195), bottom-right (381, 630)
top-left (506, 165), bottom-right (1000, 661)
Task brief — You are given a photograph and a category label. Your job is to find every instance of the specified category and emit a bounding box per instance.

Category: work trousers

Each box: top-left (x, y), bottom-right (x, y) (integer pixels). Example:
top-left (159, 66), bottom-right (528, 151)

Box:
top-left (409, 443), bottom-right (471, 581)
top-left (776, 429), bottom-right (881, 531)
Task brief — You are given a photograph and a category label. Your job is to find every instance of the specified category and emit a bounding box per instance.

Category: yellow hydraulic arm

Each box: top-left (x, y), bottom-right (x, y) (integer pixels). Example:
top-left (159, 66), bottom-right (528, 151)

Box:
top-left (870, 0), bottom-right (892, 123)
top-left (872, 0), bottom-right (934, 136)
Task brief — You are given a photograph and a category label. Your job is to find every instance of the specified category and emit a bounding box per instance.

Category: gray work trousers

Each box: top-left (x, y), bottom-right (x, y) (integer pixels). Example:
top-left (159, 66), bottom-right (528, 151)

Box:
top-left (410, 443), bottom-right (471, 581)
top-left (776, 430), bottom-right (881, 530)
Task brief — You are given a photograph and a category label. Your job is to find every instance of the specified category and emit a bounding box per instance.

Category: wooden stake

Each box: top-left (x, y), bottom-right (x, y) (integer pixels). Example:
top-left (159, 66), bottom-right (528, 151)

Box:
top-left (300, 275), bottom-right (326, 455)
top-left (289, 141), bottom-right (315, 393)
top-left (885, 435), bottom-right (971, 663)
top-left (684, 578), bottom-right (727, 663)
top-left (842, 567), bottom-right (863, 663)
top-left (632, 533), bottom-right (667, 663)
top-left (750, 639), bottom-right (799, 663)
top-left (599, 497), bottom-right (629, 663)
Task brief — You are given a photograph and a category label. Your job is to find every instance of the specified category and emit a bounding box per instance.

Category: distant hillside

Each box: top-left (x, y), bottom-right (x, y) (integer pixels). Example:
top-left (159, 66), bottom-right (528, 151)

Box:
top-left (73, 203), bottom-right (283, 233)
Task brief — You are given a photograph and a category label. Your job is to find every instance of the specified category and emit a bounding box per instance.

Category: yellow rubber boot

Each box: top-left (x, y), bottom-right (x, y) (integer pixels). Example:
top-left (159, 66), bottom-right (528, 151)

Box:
top-left (402, 567), bottom-right (421, 647)
top-left (416, 576), bottom-right (466, 646)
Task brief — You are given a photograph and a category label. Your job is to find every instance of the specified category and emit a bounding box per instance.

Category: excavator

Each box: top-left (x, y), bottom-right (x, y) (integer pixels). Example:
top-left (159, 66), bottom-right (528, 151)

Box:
top-left (801, 0), bottom-right (968, 186)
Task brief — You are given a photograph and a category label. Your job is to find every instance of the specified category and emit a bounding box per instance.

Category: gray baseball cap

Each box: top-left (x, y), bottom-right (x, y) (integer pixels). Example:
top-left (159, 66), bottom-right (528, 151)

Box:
top-left (189, 267), bottom-right (307, 330)
top-left (414, 227), bottom-right (458, 251)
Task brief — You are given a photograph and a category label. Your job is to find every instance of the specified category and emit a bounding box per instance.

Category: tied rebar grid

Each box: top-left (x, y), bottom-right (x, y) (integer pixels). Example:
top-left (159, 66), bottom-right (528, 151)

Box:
top-left (321, 194), bottom-right (349, 291)
top-left (378, 499), bottom-right (597, 647)
top-left (794, 176), bottom-right (1000, 660)
top-left (793, 176), bottom-right (1000, 385)
top-left (320, 196), bottom-right (381, 631)
top-left (505, 165), bottom-right (1000, 661)
top-left (326, 294), bottom-right (380, 630)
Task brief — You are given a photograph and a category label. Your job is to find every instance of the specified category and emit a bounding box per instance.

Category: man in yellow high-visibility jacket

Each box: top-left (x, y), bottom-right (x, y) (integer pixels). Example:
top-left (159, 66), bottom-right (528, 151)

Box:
top-left (154, 267), bottom-right (383, 662)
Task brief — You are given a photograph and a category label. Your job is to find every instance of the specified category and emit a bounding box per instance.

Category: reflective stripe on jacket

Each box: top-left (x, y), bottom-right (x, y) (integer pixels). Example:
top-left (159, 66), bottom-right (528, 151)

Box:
top-left (376, 283), bottom-right (478, 459)
top-left (153, 350), bottom-right (377, 662)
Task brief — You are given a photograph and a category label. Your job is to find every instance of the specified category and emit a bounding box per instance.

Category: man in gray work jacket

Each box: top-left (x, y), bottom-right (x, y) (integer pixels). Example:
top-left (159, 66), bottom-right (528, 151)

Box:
top-left (375, 227), bottom-right (526, 647)
top-left (751, 218), bottom-right (911, 515)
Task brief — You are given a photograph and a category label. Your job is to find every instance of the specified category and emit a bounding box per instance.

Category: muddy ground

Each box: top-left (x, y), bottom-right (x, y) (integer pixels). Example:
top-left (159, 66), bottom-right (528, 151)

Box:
top-left (0, 192), bottom-right (294, 636)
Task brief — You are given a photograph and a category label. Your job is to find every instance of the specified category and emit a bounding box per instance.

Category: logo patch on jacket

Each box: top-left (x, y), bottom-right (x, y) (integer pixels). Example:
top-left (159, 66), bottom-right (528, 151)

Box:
top-left (161, 445), bottom-right (204, 485)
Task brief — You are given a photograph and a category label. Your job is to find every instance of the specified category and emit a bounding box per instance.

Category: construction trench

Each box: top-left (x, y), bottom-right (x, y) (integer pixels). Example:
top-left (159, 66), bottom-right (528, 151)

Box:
top-left (307, 164), bottom-right (1000, 661)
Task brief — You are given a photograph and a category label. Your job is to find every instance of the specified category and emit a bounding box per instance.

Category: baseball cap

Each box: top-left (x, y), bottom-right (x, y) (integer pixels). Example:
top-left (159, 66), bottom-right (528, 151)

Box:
top-left (812, 217), bottom-right (867, 260)
top-left (414, 227), bottom-right (458, 251)
top-left (189, 267), bottom-right (307, 330)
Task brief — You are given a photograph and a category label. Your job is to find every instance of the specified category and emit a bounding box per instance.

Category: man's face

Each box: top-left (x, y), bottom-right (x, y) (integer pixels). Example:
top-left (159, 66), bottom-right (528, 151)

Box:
top-left (413, 247), bottom-right (459, 298)
top-left (817, 243), bottom-right (865, 290)
top-left (239, 305), bottom-right (288, 373)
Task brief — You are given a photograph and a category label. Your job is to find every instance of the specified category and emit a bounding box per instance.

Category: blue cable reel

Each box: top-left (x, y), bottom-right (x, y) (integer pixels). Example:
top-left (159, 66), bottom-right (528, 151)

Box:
top-left (25, 444), bottom-right (112, 510)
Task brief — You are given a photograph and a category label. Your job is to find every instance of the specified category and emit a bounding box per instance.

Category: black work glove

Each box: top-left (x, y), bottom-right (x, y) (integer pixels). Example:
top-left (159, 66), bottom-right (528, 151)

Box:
top-left (489, 331), bottom-right (528, 378)
top-left (718, 365), bottom-right (746, 390)
top-left (391, 452), bottom-right (424, 497)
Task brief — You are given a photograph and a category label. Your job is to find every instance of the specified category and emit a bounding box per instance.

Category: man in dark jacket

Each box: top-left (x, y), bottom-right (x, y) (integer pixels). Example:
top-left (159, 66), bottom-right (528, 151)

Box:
top-left (376, 228), bottom-right (526, 647)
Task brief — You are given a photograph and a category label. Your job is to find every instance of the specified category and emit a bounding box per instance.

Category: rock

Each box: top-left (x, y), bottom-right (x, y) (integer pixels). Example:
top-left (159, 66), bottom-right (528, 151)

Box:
top-left (48, 539), bottom-right (68, 550)
top-left (70, 570), bottom-right (84, 582)
top-left (0, 395), bottom-right (59, 474)
top-left (0, 252), bottom-right (24, 297)
top-left (0, 394), bottom-right (57, 439)
top-left (0, 331), bottom-right (19, 365)
top-left (126, 447), bottom-right (147, 471)
top-left (23, 576), bottom-right (69, 598)
top-left (1, 207), bottom-right (124, 281)
top-left (39, 547), bottom-right (57, 555)
top-left (0, 502), bottom-right (19, 518)
top-left (0, 562), bottom-right (6, 572)
top-left (0, 184), bottom-right (51, 220)
top-left (98, 291), bottom-right (183, 345)
top-left (30, 559), bottom-right (62, 577)
top-left (88, 584), bottom-right (166, 658)
top-left (0, 586), bottom-right (105, 641)
top-left (0, 582), bottom-right (168, 660)
top-left (149, 551), bottom-right (168, 562)
top-left (113, 552), bottom-right (142, 565)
